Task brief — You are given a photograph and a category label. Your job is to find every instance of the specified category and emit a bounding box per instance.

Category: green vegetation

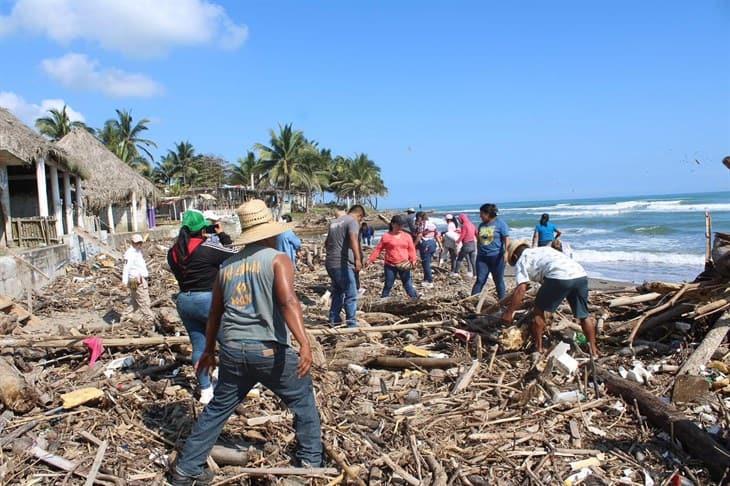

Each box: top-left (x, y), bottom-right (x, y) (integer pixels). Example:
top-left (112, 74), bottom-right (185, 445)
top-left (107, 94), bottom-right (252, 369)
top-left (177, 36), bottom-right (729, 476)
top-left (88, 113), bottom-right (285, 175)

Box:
top-left (36, 108), bottom-right (387, 210)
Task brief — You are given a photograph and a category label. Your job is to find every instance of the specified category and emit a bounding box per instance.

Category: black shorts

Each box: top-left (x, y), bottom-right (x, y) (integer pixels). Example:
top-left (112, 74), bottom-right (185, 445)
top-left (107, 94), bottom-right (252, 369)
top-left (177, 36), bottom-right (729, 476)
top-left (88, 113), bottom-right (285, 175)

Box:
top-left (535, 277), bottom-right (589, 319)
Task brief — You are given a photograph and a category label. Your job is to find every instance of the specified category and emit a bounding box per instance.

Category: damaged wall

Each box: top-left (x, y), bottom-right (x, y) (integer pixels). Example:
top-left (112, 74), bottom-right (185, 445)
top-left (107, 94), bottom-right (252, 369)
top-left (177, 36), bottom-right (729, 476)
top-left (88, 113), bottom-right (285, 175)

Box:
top-left (0, 243), bottom-right (69, 298)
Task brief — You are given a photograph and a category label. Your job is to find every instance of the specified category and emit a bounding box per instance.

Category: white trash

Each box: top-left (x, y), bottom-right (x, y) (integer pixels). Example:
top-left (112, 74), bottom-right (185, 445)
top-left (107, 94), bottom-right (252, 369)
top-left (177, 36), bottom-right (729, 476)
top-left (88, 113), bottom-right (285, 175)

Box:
top-left (104, 356), bottom-right (134, 378)
top-left (553, 390), bottom-right (583, 404)
top-left (548, 342), bottom-right (578, 375)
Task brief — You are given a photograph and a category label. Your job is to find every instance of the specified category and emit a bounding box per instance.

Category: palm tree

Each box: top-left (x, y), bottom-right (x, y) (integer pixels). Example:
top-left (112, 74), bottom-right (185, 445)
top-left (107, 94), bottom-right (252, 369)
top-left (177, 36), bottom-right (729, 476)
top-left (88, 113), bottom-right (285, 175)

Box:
top-left (153, 155), bottom-right (178, 186)
top-left (231, 151), bottom-right (261, 189)
top-left (101, 109), bottom-right (156, 166)
top-left (255, 124), bottom-right (314, 192)
top-left (166, 141), bottom-right (199, 186)
top-left (330, 153), bottom-right (387, 208)
top-left (35, 105), bottom-right (93, 140)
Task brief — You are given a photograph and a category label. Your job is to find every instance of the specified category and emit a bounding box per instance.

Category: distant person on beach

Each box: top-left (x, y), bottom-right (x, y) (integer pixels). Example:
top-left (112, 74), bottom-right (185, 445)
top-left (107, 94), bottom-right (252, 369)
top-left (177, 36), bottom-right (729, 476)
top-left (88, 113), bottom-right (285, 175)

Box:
top-left (440, 214), bottom-right (461, 268)
top-left (452, 214), bottom-right (477, 278)
top-left (325, 205), bottom-right (365, 327)
top-left (533, 213), bottom-right (561, 248)
top-left (168, 210), bottom-right (238, 405)
top-left (276, 214), bottom-right (302, 268)
top-left (472, 204), bottom-right (510, 299)
top-left (360, 222), bottom-right (374, 246)
top-left (501, 240), bottom-right (599, 356)
top-left (404, 208), bottom-right (418, 238)
top-left (122, 234), bottom-right (154, 326)
top-left (367, 215), bottom-right (419, 299)
top-left (415, 211), bottom-right (441, 288)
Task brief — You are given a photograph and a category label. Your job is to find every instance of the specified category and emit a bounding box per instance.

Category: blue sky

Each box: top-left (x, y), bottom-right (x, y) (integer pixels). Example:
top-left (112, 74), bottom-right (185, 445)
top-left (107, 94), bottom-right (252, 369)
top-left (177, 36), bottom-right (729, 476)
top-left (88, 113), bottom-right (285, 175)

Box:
top-left (0, 0), bottom-right (728, 208)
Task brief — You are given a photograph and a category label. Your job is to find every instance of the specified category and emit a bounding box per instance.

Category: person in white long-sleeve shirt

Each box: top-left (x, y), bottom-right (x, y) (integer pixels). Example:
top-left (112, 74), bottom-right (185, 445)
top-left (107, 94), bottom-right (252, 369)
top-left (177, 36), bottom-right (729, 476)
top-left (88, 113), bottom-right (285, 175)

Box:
top-left (123, 234), bottom-right (154, 324)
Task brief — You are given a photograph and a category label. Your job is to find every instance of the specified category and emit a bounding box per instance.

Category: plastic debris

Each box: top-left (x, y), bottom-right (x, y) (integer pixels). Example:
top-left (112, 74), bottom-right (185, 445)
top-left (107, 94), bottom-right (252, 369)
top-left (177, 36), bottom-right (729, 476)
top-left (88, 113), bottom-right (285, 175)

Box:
top-left (104, 355), bottom-right (135, 378)
top-left (548, 342), bottom-right (578, 375)
top-left (564, 468), bottom-right (592, 485)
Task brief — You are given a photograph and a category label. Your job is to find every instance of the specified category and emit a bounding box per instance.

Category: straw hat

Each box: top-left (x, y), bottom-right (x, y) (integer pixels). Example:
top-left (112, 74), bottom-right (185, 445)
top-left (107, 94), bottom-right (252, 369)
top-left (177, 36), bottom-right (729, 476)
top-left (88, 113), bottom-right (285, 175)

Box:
top-left (507, 239), bottom-right (530, 265)
top-left (235, 199), bottom-right (292, 245)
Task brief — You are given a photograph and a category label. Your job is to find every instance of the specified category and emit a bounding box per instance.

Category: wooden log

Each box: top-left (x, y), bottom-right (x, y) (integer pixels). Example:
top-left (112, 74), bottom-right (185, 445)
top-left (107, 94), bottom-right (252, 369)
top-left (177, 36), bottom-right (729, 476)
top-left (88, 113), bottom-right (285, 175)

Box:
top-left (83, 440), bottom-right (108, 486)
top-left (210, 445), bottom-right (249, 466)
top-left (0, 357), bottom-right (35, 413)
top-left (677, 312), bottom-right (730, 377)
top-left (596, 367), bottom-right (730, 481)
top-left (609, 292), bottom-right (661, 308)
top-left (0, 320), bottom-right (451, 349)
top-left (695, 298), bottom-right (730, 317)
top-left (210, 467), bottom-right (338, 481)
top-left (365, 356), bottom-right (459, 370)
top-left (380, 454), bottom-right (421, 486)
top-left (628, 303), bottom-right (693, 339)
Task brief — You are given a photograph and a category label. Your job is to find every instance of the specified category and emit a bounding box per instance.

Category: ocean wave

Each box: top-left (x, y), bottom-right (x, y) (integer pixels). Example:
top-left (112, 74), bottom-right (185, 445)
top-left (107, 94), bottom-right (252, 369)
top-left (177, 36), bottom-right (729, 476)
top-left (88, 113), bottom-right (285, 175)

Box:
top-left (573, 249), bottom-right (704, 266)
top-left (501, 199), bottom-right (730, 217)
top-left (630, 225), bottom-right (675, 235)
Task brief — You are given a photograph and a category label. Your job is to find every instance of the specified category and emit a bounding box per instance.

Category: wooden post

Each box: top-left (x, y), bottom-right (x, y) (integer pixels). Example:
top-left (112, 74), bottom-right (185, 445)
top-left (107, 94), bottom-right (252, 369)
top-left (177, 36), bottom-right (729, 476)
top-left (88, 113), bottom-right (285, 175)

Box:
top-left (106, 205), bottom-right (115, 234)
top-left (35, 158), bottom-right (49, 217)
top-left (49, 166), bottom-right (63, 239)
top-left (62, 172), bottom-right (73, 234)
top-left (75, 176), bottom-right (85, 229)
top-left (131, 191), bottom-right (138, 232)
top-left (706, 211), bottom-right (713, 265)
top-left (0, 165), bottom-right (12, 245)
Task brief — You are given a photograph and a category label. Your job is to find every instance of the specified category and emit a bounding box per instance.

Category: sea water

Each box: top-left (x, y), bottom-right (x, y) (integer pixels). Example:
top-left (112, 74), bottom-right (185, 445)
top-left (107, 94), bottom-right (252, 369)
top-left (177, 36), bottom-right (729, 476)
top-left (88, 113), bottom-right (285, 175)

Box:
top-left (424, 191), bottom-right (729, 283)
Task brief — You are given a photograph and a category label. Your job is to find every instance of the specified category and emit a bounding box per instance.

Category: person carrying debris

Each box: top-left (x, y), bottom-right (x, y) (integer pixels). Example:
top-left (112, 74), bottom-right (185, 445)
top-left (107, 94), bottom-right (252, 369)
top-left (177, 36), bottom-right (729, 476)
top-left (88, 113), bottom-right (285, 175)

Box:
top-left (324, 205), bottom-right (366, 327)
top-left (500, 240), bottom-right (599, 355)
top-left (122, 234), bottom-right (154, 325)
top-left (168, 210), bottom-right (238, 405)
top-left (367, 215), bottom-right (419, 299)
top-left (169, 200), bottom-right (322, 485)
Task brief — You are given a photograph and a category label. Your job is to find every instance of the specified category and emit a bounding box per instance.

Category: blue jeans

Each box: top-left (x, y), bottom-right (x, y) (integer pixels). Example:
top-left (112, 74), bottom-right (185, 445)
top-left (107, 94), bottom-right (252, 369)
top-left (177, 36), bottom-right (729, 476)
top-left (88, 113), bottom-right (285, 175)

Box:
top-left (326, 266), bottom-right (358, 327)
top-left (383, 265), bottom-right (419, 299)
top-left (472, 254), bottom-right (506, 300)
top-left (419, 239), bottom-right (437, 283)
top-left (176, 341), bottom-right (323, 475)
top-left (176, 291), bottom-right (213, 389)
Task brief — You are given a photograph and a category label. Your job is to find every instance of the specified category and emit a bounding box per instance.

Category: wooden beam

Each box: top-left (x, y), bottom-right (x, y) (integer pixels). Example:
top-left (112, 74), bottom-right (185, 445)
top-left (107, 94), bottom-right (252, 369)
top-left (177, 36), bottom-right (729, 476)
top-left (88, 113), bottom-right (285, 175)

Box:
top-left (106, 205), bottom-right (115, 234)
top-left (75, 176), bottom-right (85, 229)
top-left (35, 158), bottom-right (48, 217)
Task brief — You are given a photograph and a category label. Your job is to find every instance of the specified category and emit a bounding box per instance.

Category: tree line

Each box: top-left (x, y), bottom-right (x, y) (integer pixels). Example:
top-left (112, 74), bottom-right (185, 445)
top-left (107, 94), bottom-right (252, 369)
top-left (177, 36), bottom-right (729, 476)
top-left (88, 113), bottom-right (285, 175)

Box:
top-left (35, 105), bottom-right (388, 210)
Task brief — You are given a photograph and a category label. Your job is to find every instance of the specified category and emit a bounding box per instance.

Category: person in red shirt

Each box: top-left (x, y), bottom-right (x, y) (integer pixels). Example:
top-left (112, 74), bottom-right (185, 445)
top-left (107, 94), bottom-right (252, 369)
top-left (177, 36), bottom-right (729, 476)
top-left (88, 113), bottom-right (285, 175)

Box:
top-left (366, 215), bottom-right (419, 299)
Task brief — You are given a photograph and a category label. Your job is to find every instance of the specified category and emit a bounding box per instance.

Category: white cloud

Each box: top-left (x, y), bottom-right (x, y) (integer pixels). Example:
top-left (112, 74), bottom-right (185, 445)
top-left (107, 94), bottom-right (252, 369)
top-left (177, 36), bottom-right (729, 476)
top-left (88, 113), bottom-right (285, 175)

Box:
top-left (41, 53), bottom-right (164, 97)
top-left (0, 91), bottom-right (85, 125)
top-left (0, 0), bottom-right (248, 57)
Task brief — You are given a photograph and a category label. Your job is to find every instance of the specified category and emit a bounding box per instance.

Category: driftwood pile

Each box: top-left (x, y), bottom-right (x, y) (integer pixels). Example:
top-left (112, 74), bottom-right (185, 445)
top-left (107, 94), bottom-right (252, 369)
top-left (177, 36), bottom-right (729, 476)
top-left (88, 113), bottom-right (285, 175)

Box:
top-left (0, 236), bottom-right (729, 484)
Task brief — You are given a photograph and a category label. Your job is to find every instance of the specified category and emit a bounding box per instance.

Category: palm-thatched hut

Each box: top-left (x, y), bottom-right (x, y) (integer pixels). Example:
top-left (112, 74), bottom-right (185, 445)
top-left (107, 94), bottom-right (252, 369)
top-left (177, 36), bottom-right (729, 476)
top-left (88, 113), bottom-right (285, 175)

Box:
top-left (56, 128), bottom-right (158, 234)
top-left (0, 107), bottom-right (88, 247)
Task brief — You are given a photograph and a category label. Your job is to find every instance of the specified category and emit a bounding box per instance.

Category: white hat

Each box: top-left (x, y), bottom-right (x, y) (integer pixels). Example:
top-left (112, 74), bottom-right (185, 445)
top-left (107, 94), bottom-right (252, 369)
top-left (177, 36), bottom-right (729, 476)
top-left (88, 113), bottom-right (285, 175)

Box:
top-left (131, 234), bottom-right (144, 243)
top-left (406, 208), bottom-right (416, 213)
top-left (445, 213), bottom-right (454, 220)
top-left (235, 200), bottom-right (293, 245)
top-left (203, 210), bottom-right (222, 222)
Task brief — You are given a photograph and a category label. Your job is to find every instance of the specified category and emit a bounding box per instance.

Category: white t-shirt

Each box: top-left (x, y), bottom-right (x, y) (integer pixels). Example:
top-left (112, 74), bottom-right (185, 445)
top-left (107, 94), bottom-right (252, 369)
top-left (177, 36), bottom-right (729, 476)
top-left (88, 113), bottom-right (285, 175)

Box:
top-left (122, 247), bottom-right (149, 284)
top-left (514, 247), bottom-right (586, 285)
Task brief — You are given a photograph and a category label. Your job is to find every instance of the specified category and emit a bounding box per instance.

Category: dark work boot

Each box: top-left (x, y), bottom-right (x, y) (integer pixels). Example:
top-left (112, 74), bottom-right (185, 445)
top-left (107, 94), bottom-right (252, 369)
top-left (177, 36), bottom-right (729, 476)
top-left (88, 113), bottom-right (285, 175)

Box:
top-left (166, 466), bottom-right (214, 485)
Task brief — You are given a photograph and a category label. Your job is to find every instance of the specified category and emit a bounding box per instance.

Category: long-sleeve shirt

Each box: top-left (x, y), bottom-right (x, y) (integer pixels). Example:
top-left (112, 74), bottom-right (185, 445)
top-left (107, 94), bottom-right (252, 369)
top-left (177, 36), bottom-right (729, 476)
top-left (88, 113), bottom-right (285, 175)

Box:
top-left (122, 247), bottom-right (149, 285)
top-left (276, 229), bottom-right (302, 264)
top-left (458, 215), bottom-right (477, 244)
top-left (368, 231), bottom-right (417, 267)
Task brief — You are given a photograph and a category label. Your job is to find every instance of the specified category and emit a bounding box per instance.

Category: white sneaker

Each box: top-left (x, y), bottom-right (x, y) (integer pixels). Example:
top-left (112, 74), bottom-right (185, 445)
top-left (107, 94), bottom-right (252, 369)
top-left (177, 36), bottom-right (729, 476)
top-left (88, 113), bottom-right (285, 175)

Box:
top-left (466, 272), bottom-right (474, 278)
top-left (422, 282), bottom-right (434, 289)
top-left (199, 386), bottom-right (214, 405)
top-left (358, 288), bottom-right (366, 296)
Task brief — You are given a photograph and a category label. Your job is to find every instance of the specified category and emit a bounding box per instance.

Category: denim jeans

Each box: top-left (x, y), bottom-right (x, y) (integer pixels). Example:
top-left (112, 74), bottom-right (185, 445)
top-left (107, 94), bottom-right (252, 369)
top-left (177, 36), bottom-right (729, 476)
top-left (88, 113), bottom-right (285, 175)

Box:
top-left (471, 253), bottom-right (506, 299)
top-left (453, 241), bottom-right (477, 274)
top-left (382, 265), bottom-right (418, 299)
top-left (175, 341), bottom-right (323, 475)
top-left (176, 291), bottom-right (213, 389)
top-left (419, 239), bottom-right (437, 283)
top-left (326, 266), bottom-right (358, 327)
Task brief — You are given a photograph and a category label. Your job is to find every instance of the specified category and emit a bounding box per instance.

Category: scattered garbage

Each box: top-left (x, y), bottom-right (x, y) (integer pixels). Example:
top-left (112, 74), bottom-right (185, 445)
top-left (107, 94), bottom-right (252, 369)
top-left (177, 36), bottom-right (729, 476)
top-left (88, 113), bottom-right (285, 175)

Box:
top-left (548, 341), bottom-right (579, 375)
top-left (104, 355), bottom-right (135, 378)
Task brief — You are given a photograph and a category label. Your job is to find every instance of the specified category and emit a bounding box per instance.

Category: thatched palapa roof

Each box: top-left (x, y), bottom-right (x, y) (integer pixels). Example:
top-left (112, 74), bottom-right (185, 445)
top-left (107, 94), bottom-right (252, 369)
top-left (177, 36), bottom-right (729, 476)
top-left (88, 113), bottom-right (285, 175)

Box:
top-left (56, 128), bottom-right (158, 211)
top-left (0, 107), bottom-right (88, 178)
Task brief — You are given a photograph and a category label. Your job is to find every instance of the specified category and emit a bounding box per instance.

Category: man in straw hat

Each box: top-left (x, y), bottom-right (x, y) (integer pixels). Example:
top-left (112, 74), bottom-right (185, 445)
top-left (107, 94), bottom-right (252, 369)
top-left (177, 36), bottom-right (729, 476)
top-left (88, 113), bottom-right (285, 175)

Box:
top-left (122, 233), bottom-right (154, 326)
top-left (170, 199), bottom-right (321, 485)
top-left (501, 239), bottom-right (599, 356)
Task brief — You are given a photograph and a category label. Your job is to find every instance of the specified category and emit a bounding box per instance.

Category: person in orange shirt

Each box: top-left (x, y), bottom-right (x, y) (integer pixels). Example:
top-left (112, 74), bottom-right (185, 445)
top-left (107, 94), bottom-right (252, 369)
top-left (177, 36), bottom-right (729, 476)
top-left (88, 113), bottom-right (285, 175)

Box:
top-left (366, 215), bottom-right (419, 299)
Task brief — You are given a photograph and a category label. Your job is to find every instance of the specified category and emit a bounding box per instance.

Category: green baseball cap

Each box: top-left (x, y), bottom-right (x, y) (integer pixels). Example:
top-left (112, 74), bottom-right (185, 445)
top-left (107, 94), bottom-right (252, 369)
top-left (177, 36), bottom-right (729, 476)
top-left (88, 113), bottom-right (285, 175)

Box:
top-left (182, 210), bottom-right (210, 233)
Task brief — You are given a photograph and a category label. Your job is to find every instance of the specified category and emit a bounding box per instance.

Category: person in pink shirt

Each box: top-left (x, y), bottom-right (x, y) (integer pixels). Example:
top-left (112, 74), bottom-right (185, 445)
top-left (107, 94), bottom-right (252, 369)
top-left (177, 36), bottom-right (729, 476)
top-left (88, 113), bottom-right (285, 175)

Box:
top-left (452, 213), bottom-right (477, 277)
top-left (366, 215), bottom-right (419, 299)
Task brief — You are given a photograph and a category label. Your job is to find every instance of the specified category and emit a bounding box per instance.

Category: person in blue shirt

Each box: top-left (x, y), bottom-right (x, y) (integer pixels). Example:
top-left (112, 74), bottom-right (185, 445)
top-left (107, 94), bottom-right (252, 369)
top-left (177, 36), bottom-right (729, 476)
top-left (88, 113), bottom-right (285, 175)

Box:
top-left (276, 214), bottom-right (302, 268)
top-left (532, 213), bottom-right (561, 248)
top-left (472, 203), bottom-right (510, 299)
top-left (359, 222), bottom-right (374, 246)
